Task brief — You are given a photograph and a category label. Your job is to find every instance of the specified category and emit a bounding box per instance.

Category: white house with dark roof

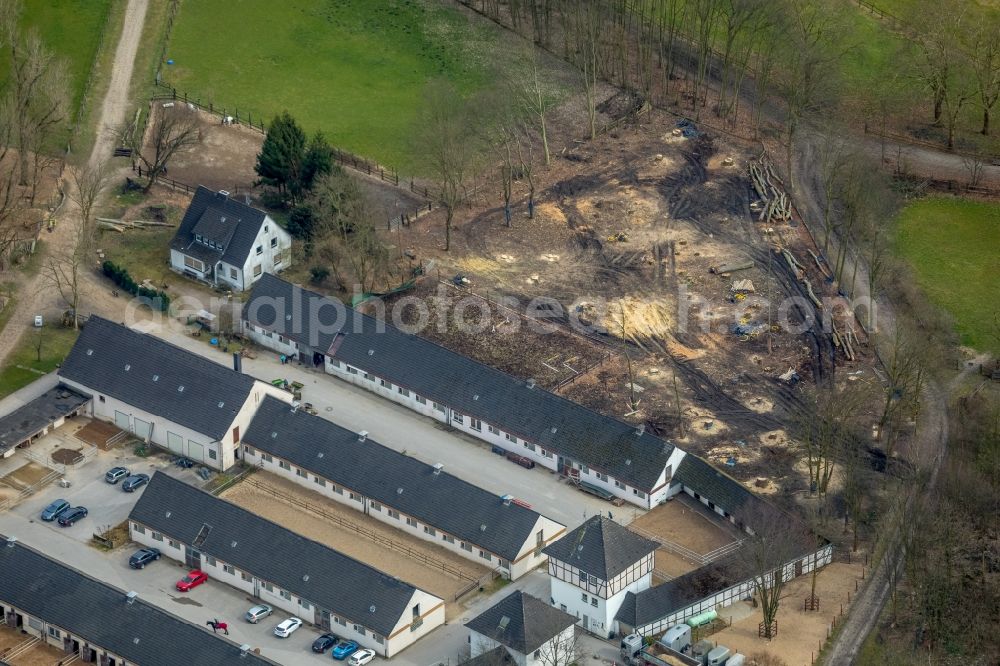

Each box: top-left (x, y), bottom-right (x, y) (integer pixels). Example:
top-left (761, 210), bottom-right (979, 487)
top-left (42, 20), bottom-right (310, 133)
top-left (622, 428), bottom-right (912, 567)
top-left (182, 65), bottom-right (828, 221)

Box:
top-left (170, 186), bottom-right (291, 291)
top-left (58, 317), bottom-right (292, 470)
top-left (465, 591), bottom-right (578, 666)
top-left (0, 538), bottom-right (278, 666)
top-left (129, 473), bottom-right (445, 657)
top-left (242, 396), bottom-right (565, 579)
top-left (542, 516), bottom-right (659, 639)
top-left (241, 275), bottom-right (687, 508)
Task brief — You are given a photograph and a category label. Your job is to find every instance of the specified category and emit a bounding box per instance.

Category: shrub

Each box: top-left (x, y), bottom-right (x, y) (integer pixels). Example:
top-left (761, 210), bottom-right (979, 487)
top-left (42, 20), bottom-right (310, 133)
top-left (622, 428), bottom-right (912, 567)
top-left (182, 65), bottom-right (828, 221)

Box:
top-left (101, 260), bottom-right (171, 312)
top-left (309, 266), bottom-right (330, 284)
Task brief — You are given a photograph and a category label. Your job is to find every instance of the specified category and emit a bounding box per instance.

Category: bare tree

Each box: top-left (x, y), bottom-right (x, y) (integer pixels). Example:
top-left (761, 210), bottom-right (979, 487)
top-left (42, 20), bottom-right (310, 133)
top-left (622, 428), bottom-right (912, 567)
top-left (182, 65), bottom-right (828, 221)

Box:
top-left (44, 163), bottom-right (109, 328)
top-left (535, 627), bottom-right (580, 666)
top-left (734, 503), bottom-right (816, 639)
top-left (415, 80), bottom-right (480, 251)
top-left (513, 48), bottom-right (559, 166)
top-left (573, 2), bottom-right (601, 140)
top-left (966, 21), bottom-right (1000, 135)
top-left (2, 0), bottom-right (70, 199)
top-left (129, 108), bottom-right (199, 191)
top-left (877, 327), bottom-right (924, 456)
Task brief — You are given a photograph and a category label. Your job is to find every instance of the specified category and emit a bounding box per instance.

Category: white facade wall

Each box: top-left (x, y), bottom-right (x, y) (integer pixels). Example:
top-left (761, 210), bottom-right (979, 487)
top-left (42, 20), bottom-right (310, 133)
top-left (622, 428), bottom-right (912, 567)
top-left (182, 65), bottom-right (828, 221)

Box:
top-left (324, 360), bottom-right (662, 509)
top-left (630, 544), bottom-right (834, 636)
top-left (236, 218), bottom-right (291, 291)
top-left (239, 449), bottom-right (562, 579)
top-left (129, 521), bottom-right (441, 657)
top-left (243, 324), bottom-right (298, 357)
top-left (0, 603), bottom-right (127, 665)
top-left (548, 554), bottom-right (653, 639)
top-left (468, 624), bottom-right (575, 666)
top-left (60, 377), bottom-right (227, 469)
top-left (170, 248), bottom-right (211, 280)
top-left (216, 260), bottom-right (245, 292)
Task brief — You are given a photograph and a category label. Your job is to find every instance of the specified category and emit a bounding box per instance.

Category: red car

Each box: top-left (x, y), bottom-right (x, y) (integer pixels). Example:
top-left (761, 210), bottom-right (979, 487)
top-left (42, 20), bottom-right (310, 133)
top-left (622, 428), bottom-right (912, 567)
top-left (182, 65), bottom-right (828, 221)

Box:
top-left (175, 569), bottom-right (208, 592)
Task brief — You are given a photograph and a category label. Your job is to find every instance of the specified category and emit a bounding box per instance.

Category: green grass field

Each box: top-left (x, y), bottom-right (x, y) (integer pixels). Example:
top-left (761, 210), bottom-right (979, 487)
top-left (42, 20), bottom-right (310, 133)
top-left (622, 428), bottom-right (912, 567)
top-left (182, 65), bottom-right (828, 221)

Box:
top-left (894, 196), bottom-right (1000, 355)
top-left (0, 0), bottom-right (113, 117)
top-left (0, 326), bottom-right (79, 399)
top-left (164, 0), bottom-right (499, 171)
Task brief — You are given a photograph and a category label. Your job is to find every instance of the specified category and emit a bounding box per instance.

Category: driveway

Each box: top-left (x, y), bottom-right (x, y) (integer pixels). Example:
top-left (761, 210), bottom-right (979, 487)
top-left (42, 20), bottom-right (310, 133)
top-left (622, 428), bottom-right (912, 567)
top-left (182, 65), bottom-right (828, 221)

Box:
top-left (147, 323), bottom-right (632, 531)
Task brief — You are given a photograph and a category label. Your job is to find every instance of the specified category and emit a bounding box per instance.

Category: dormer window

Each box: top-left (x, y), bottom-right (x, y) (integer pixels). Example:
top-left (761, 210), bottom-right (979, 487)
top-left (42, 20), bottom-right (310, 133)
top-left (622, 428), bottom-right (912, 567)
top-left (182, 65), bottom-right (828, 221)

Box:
top-left (195, 234), bottom-right (203, 243)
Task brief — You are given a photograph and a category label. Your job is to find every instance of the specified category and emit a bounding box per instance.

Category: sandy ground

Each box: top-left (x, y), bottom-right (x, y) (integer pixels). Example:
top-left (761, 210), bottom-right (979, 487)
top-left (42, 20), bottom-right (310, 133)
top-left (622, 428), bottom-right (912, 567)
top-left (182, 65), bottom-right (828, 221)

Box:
top-left (703, 561), bottom-right (867, 666)
top-left (0, 463), bottom-right (52, 491)
top-left (74, 420), bottom-right (124, 449)
top-left (222, 472), bottom-right (487, 612)
top-left (0, 625), bottom-right (67, 666)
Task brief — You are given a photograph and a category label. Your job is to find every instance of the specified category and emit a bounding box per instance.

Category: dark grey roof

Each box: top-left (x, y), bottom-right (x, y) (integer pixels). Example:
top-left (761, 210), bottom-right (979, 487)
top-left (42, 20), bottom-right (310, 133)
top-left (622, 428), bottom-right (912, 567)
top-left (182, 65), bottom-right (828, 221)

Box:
top-left (672, 454), bottom-right (757, 515)
top-left (242, 275), bottom-right (675, 491)
top-left (465, 591), bottom-right (576, 654)
top-left (243, 396), bottom-right (558, 561)
top-left (542, 516), bottom-right (658, 580)
top-left (463, 646), bottom-right (514, 666)
top-left (0, 539), bottom-right (277, 666)
top-left (129, 473), bottom-right (425, 637)
top-left (615, 557), bottom-right (738, 627)
top-left (241, 273), bottom-right (352, 351)
top-left (58, 317), bottom-right (256, 439)
top-left (0, 384), bottom-right (90, 451)
top-left (171, 186), bottom-right (268, 266)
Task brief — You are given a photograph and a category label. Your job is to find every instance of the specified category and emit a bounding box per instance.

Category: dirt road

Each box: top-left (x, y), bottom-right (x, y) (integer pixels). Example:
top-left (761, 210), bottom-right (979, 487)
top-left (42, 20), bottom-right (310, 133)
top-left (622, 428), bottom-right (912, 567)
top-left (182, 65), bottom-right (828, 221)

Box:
top-left (0, 0), bottom-right (149, 371)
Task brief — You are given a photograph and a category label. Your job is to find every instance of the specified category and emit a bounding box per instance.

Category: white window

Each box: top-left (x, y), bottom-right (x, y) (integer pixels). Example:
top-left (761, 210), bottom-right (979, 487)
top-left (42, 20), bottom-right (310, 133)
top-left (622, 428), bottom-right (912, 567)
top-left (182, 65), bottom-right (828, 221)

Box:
top-left (498, 559), bottom-right (508, 568)
top-left (615, 480), bottom-right (626, 489)
top-left (596, 472), bottom-right (608, 482)
top-left (253, 264), bottom-right (262, 277)
top-left (244, 445), bottom-right (255, 455)
top-left (333, 485), bottom-right (343, 495)
top-left (580, 572), bottom-right (589, 584)
top-left (579, 464), bottom-right (589, 474)
top-left (208, 448), bottom-right (217, 460)
top-left (48, 627), bottom-right (60, 638)
top-left (263, 582), bottom-right (274, 592)
top-left (353, 624), bottom-right (365, 635)
top-left (262, 453), bottom-right (273, 463)
top-left (388, 509), bottom-right (400, 519)
top-left (330, 359), bottom-right (341, 368)
top-left (380, 379), bottom-right (391, 389)
top-left (542, 449), bottom-right (553, 458)
top-left (280, 589), bottom-right (292, 600)
top-left (335, 616), bottom-right (347, 627)
top-left (370, 501), bottom-right (382, 512)
top-left (230, 267), bottom-right (237, 279)
top-left (453, 412), bottom-right (464, 425)
top-left (488, 425), bottom-right (499, 435)
top-left (479, 550), bottom-right (492, 561)
top-left (151, 532), bottom-right (163, 542)
top-left (524, 442), bottom-right (536, 452)
top-left (374, 634), bottom-right (384, 644)
top-left (591, 597), bottom-right (599, 607)
top-left (347, 366), bottom-right (358, 375)
top-left (433, 402), bottom-right (446, 413)
top-left (506, 433), bottom-right (517, 443)
top-left (350, 492), bottom-right (362, 502)
top-left (256, 245), bottom-right (263, 255)
top-left (300, 599), bottom-right (312, 610)
top-left (223, 564), bottom-right (235, 575)
top-left (424, 526), bottom-right (436, 537)
top-left (415, 395), bottom-right (426, 404)
top-left (270, 237), bottom-right (277, 248)
top-left (443, 534), bottom-right (455, 544)
top-left (241, 572), bottom-right (252, 582)
top-left (406, 517), bottom-right (417, 528)
top-left (264, 225), bottom-right (268, 233)
top-left (279, 460), bottom-right (291, 471)
top-left (168, 539), bottom-right (180, 549)
top-left (364, 373), bottom-right (375, 382)
top-left (470, 418), bottom-right (482, 432)
top-left (133, 523), bottom-right (145, 534)
top-left (634, 489), bottom-right (647, 499)
top-left (205, 555), bottom-right (217, 567)
top-left (397, 387), bottom-right (409, 397)
top-left (314, 476), bottom-right (326, 487)
top-left (581, 593), bottom-right (588, 602)
top-left (296, 468), bottom-right (307, 478)
top-left (461, 542), bottom-right (473, 552)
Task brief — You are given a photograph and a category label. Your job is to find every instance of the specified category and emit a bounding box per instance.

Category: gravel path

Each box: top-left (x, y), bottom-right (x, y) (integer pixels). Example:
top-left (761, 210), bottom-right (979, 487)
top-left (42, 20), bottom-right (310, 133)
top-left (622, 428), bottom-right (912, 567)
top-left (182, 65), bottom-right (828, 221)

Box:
top-left (0, 0), bottom-right (149, 371)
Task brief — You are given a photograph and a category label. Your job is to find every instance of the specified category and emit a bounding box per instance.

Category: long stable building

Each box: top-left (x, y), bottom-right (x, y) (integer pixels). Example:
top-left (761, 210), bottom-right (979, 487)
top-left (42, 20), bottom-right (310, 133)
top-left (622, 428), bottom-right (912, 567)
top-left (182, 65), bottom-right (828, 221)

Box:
top-left (0, 537), bottom-right (278, 666)
top-left (242, 274), bottom-right (685, 508)
top-left (242, 396), bottom-right (565, 579)
top-left (128, 473), bottom-right (444, 657)
top-left (59, 317), bottom-right (292, 470)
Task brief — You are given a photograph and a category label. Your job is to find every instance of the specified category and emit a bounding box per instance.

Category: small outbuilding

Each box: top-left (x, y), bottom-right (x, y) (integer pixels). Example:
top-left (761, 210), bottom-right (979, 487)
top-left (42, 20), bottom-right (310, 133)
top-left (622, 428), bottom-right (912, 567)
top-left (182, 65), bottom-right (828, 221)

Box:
top-left (465, 591), bottom-right (578, 666)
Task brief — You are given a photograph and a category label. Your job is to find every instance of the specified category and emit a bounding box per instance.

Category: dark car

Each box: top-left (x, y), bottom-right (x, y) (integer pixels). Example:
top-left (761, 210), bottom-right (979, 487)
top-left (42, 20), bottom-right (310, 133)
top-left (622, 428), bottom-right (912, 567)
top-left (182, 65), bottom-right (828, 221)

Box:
top-left (40, 499), bottom-right (71, 521)
top-left (128, 547), bottom-right (160, 569)
top-left (105, 467), bottom-right (130, 484)
top-left (312, 633), bottom-right (339, 653)
top-left (121, 474), bottom-right (150, 492)
top-left (57, 506), bottom-right (88, 526)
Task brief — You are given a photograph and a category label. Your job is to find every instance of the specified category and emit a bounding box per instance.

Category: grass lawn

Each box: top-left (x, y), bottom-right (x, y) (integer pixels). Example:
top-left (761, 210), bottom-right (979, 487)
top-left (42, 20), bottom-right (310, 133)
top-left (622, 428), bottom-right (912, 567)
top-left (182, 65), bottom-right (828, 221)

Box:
top-left (99, 225), bottom-right (177, 289)
top-left (894, 196), bottom-right (1000, 355)
top-left (0, 0), bottom-right (114, 118)
top-left (162, 0), bottom-right (499, 172)
top-left (0, 326), bottom-right (79, 399)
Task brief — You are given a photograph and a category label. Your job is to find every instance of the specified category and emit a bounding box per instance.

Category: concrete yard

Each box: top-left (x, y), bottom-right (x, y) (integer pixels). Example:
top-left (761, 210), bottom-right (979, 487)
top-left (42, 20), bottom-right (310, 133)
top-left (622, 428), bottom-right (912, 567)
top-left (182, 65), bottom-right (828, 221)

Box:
top-left (222, 472), bottom-right (490, 616)
top-left (629, 494), bottom-right (743, 579)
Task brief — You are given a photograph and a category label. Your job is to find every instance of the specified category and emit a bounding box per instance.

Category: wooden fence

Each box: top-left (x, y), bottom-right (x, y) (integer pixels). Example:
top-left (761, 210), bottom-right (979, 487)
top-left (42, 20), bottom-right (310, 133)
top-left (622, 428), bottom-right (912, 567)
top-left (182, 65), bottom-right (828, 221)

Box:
top-left (240, 476), bottom-right (481, 585)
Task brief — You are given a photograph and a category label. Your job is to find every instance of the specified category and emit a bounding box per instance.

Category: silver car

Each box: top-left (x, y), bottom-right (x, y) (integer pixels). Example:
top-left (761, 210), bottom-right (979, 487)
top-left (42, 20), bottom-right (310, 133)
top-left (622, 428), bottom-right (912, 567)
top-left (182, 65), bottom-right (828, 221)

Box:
top-left (245, 604), bottom-right (273, 623)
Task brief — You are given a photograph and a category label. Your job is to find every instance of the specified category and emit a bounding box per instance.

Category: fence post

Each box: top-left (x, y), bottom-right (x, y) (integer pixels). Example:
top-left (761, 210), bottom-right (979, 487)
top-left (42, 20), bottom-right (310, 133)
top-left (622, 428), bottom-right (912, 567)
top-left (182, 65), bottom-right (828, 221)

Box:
top-left (172, 87), bottom-right (177, 100)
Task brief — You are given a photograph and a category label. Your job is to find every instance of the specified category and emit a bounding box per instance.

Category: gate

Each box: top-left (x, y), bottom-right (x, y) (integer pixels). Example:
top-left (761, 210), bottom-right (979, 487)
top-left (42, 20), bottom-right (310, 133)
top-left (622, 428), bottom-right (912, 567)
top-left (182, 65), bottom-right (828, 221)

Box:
top-left (184, 546), bottom-right (201, 569)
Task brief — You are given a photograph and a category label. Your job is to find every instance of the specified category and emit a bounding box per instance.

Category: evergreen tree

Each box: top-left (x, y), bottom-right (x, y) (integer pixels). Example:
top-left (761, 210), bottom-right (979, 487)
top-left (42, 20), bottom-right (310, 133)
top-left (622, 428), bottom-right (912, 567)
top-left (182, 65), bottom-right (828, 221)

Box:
top-left (255, 111), bottom-right (306, 202)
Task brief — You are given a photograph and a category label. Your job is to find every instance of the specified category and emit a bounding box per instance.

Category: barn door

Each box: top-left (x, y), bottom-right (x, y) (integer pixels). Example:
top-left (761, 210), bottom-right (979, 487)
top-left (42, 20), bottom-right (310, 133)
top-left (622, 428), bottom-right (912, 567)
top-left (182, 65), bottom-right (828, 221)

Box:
top-left (185, 546), bottom-right (201, 569)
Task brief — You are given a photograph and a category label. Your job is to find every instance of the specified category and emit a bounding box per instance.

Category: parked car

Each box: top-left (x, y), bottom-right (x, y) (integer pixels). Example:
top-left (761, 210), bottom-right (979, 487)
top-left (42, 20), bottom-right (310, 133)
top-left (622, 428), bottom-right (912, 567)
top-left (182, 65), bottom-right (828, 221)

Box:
top-left (57, 506), bottom-right (88, 526)
top-left (121, 473), bottom-right (150, 492)
top-left (245, 605), bottom-right (273, 624)
top-left (349, 648), bottom-right (376, 666)
top-left (128, 547), bottom-right (160, 569)
top-left (311, 633), bottom-right (339, 653)
top-left (40, 499), bottom-right (71, 521)
top-left (175, 570), bottom-right (208, 592)
top-left (33, 315), bottom-right (42, 327)
top-left (273, 617), bottom-right (302, 638)
top-left (105, 467), bottom-right (130, 484)
top-left (332, 640), bottom-right (359, 660)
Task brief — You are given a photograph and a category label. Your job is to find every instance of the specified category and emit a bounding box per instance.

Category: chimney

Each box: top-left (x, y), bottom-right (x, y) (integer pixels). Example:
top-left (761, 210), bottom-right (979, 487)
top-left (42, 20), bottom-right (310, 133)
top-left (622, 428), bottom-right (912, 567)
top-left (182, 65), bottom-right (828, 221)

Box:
top-left (218, 189), bottom-right (230, 198)
top-left (526, 379), bottom-right (536, 389)
top-left (5, 536), bottom-right (16, 548)
top-left (126, 591), bottom-right (138, 605)
top-left (233, 352), bottom-right (242, 373)
top-left (239, 644), bottom-right (251, 657)
top-left (358, 430), bottom-right (368, 442)
top-left (291, 402), bottom-right (300, 413)
top-left (635, 423), bottom-right (645, 437)
top-left (501, 494), bottom-right (513, 506)
top-left (432, 463), bottom-right (444, 475)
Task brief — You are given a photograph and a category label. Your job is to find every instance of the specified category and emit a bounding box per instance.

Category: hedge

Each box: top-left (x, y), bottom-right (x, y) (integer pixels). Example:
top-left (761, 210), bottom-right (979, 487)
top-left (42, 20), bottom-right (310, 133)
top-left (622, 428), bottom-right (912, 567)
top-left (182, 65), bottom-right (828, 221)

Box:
top-left (101, 260), bottom-right (171, 311)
